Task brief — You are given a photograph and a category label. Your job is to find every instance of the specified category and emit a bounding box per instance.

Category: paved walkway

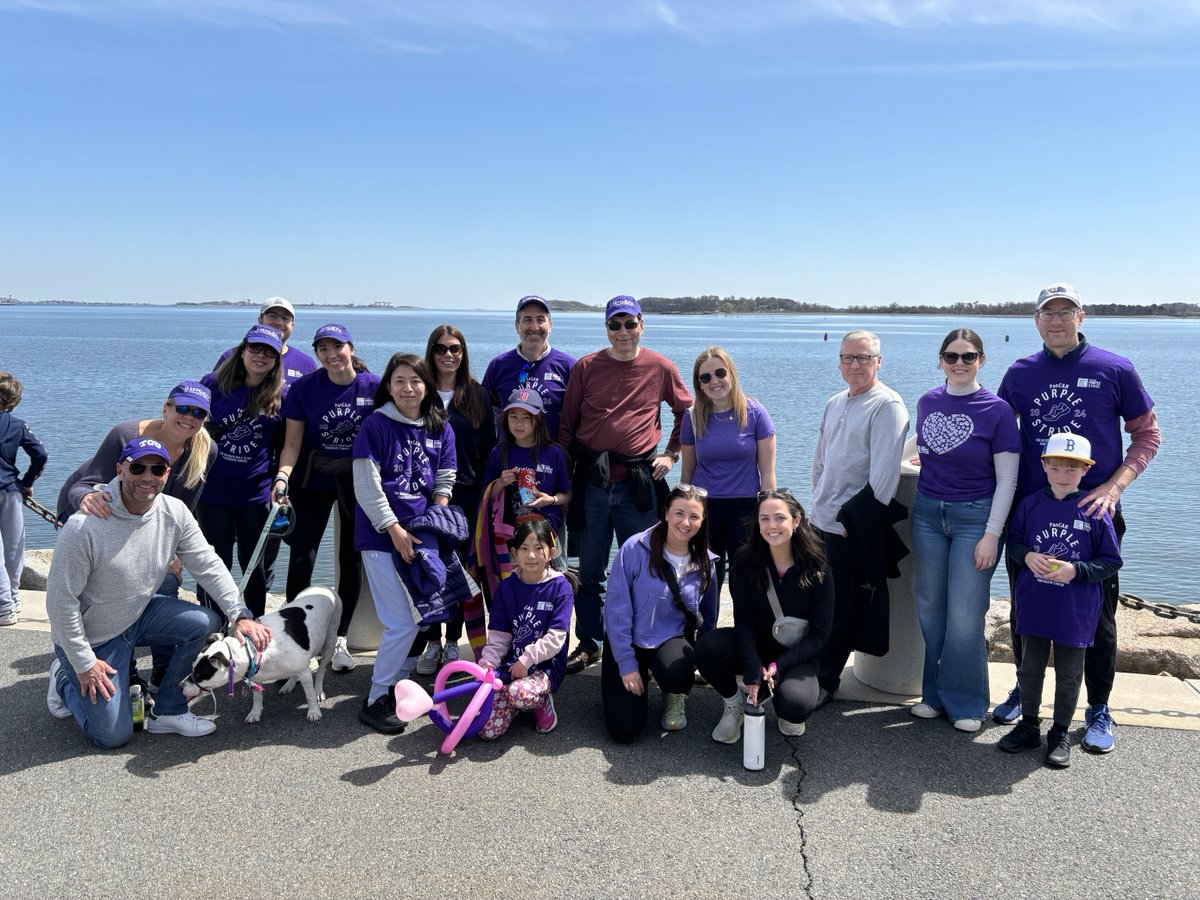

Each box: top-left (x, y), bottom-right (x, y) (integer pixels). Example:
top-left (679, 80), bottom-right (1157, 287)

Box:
top-left (4, 597), bottom-right (1200, 897)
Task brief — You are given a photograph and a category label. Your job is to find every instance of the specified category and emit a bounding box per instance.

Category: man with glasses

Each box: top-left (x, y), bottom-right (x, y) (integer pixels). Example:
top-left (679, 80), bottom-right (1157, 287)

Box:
top-left (812, 330), bottom-right (910, 704)
top-left (214, 297), bottom-right (318, 389)
top-left (481, 295), bottom-right (576, 440)
top-left (994, 283), bottom-right (1160, 754)
top-left (45, 438), bottom-right (271, 747)
top-left (558, 296), bottom-right (692, 673)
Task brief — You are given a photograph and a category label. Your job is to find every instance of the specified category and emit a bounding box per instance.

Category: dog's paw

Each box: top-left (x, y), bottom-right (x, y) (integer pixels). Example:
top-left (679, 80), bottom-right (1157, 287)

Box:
top-left (279, 677), bottom-right (297, 695)
top-left (306, 707), bottom-right (323, 722)
top-left (244, 710), bottom-right (263, 724)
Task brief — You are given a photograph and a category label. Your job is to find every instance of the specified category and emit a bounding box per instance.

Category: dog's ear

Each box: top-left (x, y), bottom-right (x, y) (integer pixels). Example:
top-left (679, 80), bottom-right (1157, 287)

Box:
top-left (204, 632), bottom-right (223, 647)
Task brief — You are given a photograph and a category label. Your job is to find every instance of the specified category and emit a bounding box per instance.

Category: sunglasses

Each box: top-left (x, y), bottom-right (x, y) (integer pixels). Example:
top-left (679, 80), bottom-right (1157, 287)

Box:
top-left (606, 319), bottom-right (639, 331)
top-left (698, 368), bottom-right (728, 384)
top-left (941, 351), bottom-right (981, 364)
top-left (433, 343), bottom-right (463, 356)
top-left (517, 360), bottom-right (533, 386)
top-left (245, 344), bottom-right (279, 358)
top-left (174, 405), bottom-right (208, 420)
top-left (127, 462), bottom-right (169, 476)
top-left (757, 487), bottom-right (796, 501)
top-left (676, 482), bottom-right (709, 498)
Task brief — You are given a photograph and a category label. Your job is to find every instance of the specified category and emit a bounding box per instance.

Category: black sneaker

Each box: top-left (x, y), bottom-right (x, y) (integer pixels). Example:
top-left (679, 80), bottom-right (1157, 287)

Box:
top-left (1045, 725), bottom-right (1071, 768)
top-left (359, 694), bottom-right (406, 734)
top-left (997, 719), bottom-right (1042, 753)
top-left (565, 644), bottom-right (600, 675)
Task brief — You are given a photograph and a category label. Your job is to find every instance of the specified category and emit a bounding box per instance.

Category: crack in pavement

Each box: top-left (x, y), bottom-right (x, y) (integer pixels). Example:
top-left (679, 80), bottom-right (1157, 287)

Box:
top-left (786, 735), bottom-right (816, 898)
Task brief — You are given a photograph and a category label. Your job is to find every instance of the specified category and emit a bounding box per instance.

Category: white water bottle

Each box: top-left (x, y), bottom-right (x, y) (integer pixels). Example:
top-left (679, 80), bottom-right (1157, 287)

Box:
top-left (743, 701), bottom-right (765, 770)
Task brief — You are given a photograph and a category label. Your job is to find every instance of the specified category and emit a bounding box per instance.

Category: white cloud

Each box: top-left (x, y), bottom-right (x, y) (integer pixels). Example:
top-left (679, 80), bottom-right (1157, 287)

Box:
top-left (6, 0), bottom-right (1200, 47)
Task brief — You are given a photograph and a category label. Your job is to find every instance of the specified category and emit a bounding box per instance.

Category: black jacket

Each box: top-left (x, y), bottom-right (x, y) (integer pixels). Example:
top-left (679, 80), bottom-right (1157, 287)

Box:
top-left (835, 485), bottom-right (909, 657)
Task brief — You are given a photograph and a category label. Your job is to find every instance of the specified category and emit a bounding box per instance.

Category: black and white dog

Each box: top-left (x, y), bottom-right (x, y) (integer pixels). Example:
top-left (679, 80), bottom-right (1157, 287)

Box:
top-left (182, 586), bottom-right (342, 723)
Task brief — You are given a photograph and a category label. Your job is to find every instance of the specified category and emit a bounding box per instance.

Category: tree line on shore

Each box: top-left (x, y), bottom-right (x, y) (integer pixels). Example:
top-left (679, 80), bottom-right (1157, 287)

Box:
top-left (618, 296), bottom-right (1200, 317)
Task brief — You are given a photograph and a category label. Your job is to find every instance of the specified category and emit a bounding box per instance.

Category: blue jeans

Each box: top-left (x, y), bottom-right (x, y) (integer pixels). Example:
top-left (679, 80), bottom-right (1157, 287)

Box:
top-left (575, 479), bottom-right (658, 649)
top-left (0, 490), bottom-right (24, 616)
top-left (910, 492), bottom-right (996, 721)
top-left (54, 595), bottom-right (221, 749)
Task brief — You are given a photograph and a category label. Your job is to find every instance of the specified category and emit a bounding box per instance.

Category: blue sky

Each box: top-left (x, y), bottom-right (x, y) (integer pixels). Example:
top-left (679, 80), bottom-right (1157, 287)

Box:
top-left (1, 1), bottom-right (1197, 308)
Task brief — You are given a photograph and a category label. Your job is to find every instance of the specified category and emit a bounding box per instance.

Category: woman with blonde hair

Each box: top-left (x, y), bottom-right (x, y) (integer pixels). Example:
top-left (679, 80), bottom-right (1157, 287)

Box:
top-left (679, 347), bottom-right (776, 591)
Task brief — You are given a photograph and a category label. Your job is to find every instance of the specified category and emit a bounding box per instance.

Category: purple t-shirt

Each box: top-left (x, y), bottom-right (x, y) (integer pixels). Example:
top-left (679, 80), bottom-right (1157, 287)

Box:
top-left (352, 413), bottom-right (457, 553)
top-left (282, 369), bottom-right (381, 493)
top-left (915, 386), bottom-right (1020, 502)
top-left (482, 442), bottom-right (571, 532)
top-left (998, 339), bottom-right (1154, 501)
top-left (487, 573), bottom-right (574, 690)
top-left (199, 374), bottom-right (281, 507)
top-left (680, 398), bottom-right (776, 498)
top-left (1010, 489), bottom-right (1121, 646)
top-left (481, 347), bottom-right (576, 441)
top-left (214, 344), bottom-right (319, 391)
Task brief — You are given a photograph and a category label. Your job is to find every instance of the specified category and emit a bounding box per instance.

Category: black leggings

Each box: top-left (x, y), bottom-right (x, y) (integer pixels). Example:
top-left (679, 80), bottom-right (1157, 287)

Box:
top-left (196, 500), bottom-right (280, 618)
top-left (695, 627), bottom-right (819, 725)
top-left (601, 638), bottom-right (695, 744)
top-left (284, 476), bottom-right (361, 636)
top-left (705, 496), bottom-right (756, 592)
top-left (1007, 508), bottom-right (1125, 706)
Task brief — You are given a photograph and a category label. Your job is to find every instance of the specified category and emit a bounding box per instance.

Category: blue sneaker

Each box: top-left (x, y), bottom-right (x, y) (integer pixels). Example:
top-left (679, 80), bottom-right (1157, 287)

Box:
top-left (1082, 704), bottom-right (1115, 753)
top-left (992, 685), bottom-right (1021, 725)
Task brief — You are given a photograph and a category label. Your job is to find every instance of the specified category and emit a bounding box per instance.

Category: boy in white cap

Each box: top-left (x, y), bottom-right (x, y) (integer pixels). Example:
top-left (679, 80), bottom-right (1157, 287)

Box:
top-left (998, 432), bottom-right (1121, 768)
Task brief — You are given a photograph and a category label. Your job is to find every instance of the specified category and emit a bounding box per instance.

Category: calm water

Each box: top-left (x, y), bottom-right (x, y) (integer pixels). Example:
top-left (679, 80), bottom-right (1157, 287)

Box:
top-left (4, 305), bottom-right (1194, 607)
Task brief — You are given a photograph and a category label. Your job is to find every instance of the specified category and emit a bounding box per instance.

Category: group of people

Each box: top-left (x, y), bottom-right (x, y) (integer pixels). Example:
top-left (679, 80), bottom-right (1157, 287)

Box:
top-left (25, 284), bottom-right (1157, 768)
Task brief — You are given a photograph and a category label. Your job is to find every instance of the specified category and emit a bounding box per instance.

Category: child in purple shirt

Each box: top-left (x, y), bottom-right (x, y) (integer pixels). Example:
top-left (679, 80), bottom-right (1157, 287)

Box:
top-left (479, 519), bottom-right (575, 739)
top-left (999, 432), bottom-right (1121, 769)
top-left (481, 388), bottom-right (571, 535)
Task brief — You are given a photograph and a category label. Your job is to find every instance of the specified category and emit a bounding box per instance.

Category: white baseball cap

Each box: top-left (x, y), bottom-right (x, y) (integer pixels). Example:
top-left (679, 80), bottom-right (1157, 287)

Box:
top-left (1035, 283), bottom-right (1082, 310)
top-left (1042, 431), bottom-right (1094, 465)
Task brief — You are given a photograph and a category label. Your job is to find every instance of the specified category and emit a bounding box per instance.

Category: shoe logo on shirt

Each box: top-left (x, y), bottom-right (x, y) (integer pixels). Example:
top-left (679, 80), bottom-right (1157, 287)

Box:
top-left (1026, 382), bottom-right (1088, 439)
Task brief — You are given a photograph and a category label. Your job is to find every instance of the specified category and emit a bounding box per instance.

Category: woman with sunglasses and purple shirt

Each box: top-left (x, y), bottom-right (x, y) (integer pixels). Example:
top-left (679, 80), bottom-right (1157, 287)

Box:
top-left (906, 328), bottom-right (1020, 733)
top-left (416, 324), bottom-right (495, 672)
top-left (679, 347), bottom-right (777, 592)
top-left (196, 325), bottom-right (286, 618)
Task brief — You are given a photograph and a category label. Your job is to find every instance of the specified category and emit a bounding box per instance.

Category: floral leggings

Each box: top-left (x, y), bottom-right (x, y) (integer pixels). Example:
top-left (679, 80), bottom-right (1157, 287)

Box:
top-left (480, 670), bottom-right (552, 740)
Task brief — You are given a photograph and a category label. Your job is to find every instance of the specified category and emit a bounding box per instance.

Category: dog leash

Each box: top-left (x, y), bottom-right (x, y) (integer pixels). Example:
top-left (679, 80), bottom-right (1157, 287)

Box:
top-left (227, 634), bottom-right (266, 697)
top-left (236, 501), bottom-right (294, 597)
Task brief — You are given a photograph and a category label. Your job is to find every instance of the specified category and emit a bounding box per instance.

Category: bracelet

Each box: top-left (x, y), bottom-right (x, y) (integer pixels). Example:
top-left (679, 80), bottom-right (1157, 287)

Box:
top-left (274, 473), bottom-right (289, 483)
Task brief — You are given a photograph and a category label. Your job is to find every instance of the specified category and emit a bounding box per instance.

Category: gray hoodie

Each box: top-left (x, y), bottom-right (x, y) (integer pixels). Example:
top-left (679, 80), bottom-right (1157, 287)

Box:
top-left (47, 476), bottom-right (247, 672)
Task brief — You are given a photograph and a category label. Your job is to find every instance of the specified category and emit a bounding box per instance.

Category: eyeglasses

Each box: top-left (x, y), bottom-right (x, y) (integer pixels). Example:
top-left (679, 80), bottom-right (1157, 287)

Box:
top-left (174, 405), bottom-right (208, 420)
top-left (260, 311), bottom-right (294, 324)
top-left (757, 487), bottom-right (796, 501)
top-left (698, 368), bottom-right (728, 384)
top-left (941, 351), bottom-right (980, 364)
top-left (839, 354), bottom-right (878, 366)
top-left (245, 344), bottom-right (279, 358)
top-left (433, 343), bottom-right (463, 356)
top-left (676, 483), bottom-right (709, 498)
top-left (606, 319), bottom-right (639, 331)
top-left (1036, 308), bottom-right (1080, 321)
top-left (517, 360), bottom-right (533, 386)
top-left (127, 462), bottom-right (169, 476)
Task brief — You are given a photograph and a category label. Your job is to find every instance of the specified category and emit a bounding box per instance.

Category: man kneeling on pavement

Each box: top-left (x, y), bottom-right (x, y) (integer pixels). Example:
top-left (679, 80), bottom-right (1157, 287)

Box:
top-left (46, 437), bottom-right (271, 748)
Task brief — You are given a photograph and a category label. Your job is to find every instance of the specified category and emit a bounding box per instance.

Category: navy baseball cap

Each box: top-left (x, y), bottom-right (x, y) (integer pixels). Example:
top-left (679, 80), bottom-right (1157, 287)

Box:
top-left (516, 295), bottom-right (550, 315)
top-left (503, 387), bottom-right (545, 415)
top-left (121, 437), bottom-right (170, 464)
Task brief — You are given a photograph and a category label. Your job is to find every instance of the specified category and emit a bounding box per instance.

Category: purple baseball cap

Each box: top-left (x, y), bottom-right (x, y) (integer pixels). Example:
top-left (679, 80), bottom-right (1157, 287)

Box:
top-left (516, 295), bottom-right (550, 315)
top-left (121, 437), bottom-right (170, 464)
top-left (503, 387), bottom-right (545, 415)
top-left (168, 380), bottom-right (212, 414)
top-left (245, 324), bottom-right (283, 354)
top-left (605, 295), bottom-right (641, 319)
top-left (312, 323), bottom-right (353, 347)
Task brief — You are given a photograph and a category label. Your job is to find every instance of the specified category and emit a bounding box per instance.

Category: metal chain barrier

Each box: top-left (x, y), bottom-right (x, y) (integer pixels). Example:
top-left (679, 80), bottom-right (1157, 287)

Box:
top-left (1120, 593), bottom-right (1200, 626)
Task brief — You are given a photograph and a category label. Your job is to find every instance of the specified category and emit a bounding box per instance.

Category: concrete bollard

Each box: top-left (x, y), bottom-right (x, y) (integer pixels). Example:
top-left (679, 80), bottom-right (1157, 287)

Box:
top-left (338, 513), bottom-right (384, 652)
top-left (852, 461), bottom-right (924, 695)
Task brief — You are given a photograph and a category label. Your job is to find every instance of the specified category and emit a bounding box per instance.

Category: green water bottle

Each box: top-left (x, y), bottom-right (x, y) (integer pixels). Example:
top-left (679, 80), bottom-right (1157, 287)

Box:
top-left (130, 684), bottom-right (145, 732)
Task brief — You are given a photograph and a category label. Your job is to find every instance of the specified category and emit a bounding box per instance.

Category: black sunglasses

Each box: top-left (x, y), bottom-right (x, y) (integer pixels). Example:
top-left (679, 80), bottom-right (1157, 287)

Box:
top-left (606, 319), bottom-right (639, 331)
top-left (128, 462), bottom-right (169, 476)
top-left (433, 343), bottom-right (463, 356)
top-left (698, 368), bottom-right (728, 384)
top-left (941, 351), bottom-right (981, 364)
top-left (174, 405), bottom-right (208, 420)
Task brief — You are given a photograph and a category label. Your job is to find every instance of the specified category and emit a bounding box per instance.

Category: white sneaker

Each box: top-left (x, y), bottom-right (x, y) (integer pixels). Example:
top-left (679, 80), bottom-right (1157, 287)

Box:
top-left (911, 702), bottom-right (944, 719)
top-left (661, 693), bottom-right (688, 731)
top-left (416, 642), bottom-right (441, 675)
top-left (146, 710), bottom-right (216, 737)
top-left (953, 717), bottom-right (983, 733)
top-left (331, 636), bottom-right (357, 672)
top-left (711, 698), bottom-right (744, 744)
top-left (778, 718), bottom-right (807, 737)
top-left (47, 660), bottom-right (73, 719)
top-left (0, 611), bottom-right (17, 627)
top-left (441, 643), bottom-right (461, 665)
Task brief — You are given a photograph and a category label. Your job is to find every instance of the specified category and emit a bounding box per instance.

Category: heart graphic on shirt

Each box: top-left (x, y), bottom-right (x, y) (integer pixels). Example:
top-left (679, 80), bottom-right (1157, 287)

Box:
top-left (921, 412), bottom-right (974, 455)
